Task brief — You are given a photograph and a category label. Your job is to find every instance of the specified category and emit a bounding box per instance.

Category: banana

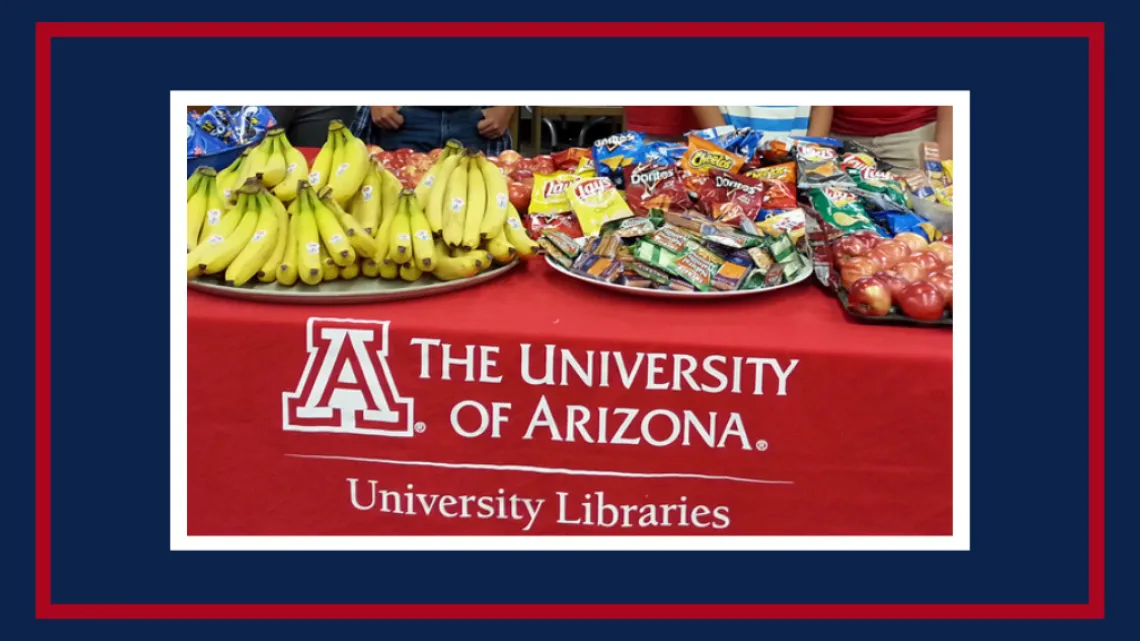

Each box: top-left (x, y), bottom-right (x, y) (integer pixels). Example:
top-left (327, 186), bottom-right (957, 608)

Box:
top-left (377, 162), bottom-right (402, 234)
top-left (272, 133), bottom-right (310, 202)
top-left (348, 163), bottom-right (383, 235)
top-left (188, 190), bottom-right (246, 277)
top-left (327, 121), bottom-right (369, 205)
top-left (242, 137), bottom-right (273, 187)
top-left (319, 247), bottom-right (339, 281)
top-left (361, 258), bottom-right (380, 278)
top-left (216, 148), bottom-right (250, 203)
top-left (340, 260), bottom-right (360, 280)
top-left (304, 183), bottom-right (355, 266)
top-left (377, 258), bottom-right (399, 280)
top-left (399, 262), bottom-right (422, 282)
top-left (198, 176), bottom-right (229, 247)
top-left (503, 204), bottom-right (540, 259)
top-left (430, 240), bottom-right (482, 281)
top-left (388, 195), bottom-right (414, 265)
top-left (405, 188), bottom-right (435, 271)
top-left (485, 229), bottom-right (517, 265)
top-left (462, 155), bottom-right (485, 250)
top-left (186, 168), bottom-right (214, 252)
top-left (201, 183), bottom-right (262, 275)
top-left (414, 139), bottom-right (463, 210)
top-left (225, 192), bottom-right (280, 286)
top-left (425, 153), bottom-right (461, 237)
top-left (452, 247), bottom-right (494, 272)
top-left (276, 212), bottom-right (300, 286)
top-left (187, 165), bottom-right (211, 202)
top-left (260, 131), bottom-right (288, 187)
top-left (257, 193), bottom-right (291, 282)
top-left (478, 155), bottom-right (510, 239)
top-left (295, 200), bottom-right (324, 286)
top-left (442, 155), bottom-right (469, 247)
top-left (371, 197), bottom-right (398, 265)
top-left (308, 125), bottom-right (336, 191)
top-left (320, 186), bottom-right (378, 259)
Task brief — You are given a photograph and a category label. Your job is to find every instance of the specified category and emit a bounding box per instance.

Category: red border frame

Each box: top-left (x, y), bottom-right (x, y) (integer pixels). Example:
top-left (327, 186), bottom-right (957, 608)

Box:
top-left (33, 21), bottom-right (1106, 620)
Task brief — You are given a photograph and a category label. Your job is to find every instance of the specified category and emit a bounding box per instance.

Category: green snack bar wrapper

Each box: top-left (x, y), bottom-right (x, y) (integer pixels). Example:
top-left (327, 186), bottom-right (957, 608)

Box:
top-left (767, 234), bottom-right (796, 263)
top-left (665, 250), bottom-right (717, 291)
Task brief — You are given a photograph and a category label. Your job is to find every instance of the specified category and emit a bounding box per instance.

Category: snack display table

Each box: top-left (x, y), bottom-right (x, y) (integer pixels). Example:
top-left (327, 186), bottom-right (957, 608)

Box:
top-left (187, 260), bottom-right (952, 536)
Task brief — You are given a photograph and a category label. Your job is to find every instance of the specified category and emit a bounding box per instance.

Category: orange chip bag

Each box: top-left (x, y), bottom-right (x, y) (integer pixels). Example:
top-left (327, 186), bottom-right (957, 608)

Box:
top-left (566, 176), bottom-right (634, 236)
top-left (745, 161), bottom-right (797, 186)
top-left (681, 135), bottom-right (746, 176)
top-left (529, 172), bottom-right (577, 216)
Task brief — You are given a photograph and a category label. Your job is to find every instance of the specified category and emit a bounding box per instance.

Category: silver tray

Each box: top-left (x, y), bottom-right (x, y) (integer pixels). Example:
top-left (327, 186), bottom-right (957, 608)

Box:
top-left (543, 254), bottom-right (811, 300)
top-left (188, 260), bottom-right (520, 304)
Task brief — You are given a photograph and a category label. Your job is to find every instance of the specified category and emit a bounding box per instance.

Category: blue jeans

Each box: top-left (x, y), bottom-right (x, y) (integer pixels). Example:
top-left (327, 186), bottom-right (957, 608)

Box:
top-left (373, 107), bottom-right (510, 155)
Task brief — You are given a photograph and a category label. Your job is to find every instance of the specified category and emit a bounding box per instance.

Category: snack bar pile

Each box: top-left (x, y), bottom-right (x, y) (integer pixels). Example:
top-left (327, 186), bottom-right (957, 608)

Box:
top-left (187, 106), bottom-right (276, 158)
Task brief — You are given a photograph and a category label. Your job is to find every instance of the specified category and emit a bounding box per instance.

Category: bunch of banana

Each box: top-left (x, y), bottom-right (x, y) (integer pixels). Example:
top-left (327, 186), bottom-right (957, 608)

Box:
top-left (185, 178), bottom-right (283, 286)
top-left (269, 131), bottom-right (310, 202)
top-left (186, 166), bottom-right (229, 253)
top-left (215, 148), bottom-right (251, 203)
top-left (307, 119), bottom-right (370, 205)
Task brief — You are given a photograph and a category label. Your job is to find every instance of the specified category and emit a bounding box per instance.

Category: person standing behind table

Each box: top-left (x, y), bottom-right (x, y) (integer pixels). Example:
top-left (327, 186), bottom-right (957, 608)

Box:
top-left (690, 105), bottom-right (813, 137)
top-left (623, 106), bottom-right (701, 142)
top-left (361, 106), bottom-right (515, 155)
top-left (264, 106), bottom-right (360, 148)
top-left (807, 106), bottom-right (953, 171)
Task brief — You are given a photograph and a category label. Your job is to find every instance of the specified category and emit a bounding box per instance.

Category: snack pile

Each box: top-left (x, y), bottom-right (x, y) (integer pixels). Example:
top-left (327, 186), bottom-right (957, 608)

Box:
top-left (185, 121), bottom-right (539, 288)
top-left (187, 106), bottom-right (276, 158)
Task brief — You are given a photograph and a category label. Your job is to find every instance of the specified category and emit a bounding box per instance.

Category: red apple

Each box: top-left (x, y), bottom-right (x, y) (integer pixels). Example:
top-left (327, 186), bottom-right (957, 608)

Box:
top-left (893, 259), bottom-right (928, 283)
top-left (508, 181), bottom-right (531, 212)
top-left (428, 148), bottom-right (444, 162)
top-left (898, 282), bottom-right (946, 321)
top-left (498, 149), bottom-right (522, 166)
top-left (894, 231), bottom-right (929, 252)
top-left (869, 240), bottom-right (911, 268)
top-left (834, 235), bottom-right (870, 261)
top-left (915, 250), bottom-right (944, 273)
top-left (367, 144), bottom-right (384, 158)
top-left (873, 270), bottom-right (910, 300)
top-left (851, 230), bottom-right (884, 249)
top-left (841, 256), bottom-right (879, 290)
top-left (942, 233), bottom-right (953, 245)
top-left (927, 272), bottom-right (953, 309)
top-left (942, 264), bottom-right (954, 277)
top-left (927, 241), bottom-right (953, 266)
top-left (847, 277), bottom-right (892, 316)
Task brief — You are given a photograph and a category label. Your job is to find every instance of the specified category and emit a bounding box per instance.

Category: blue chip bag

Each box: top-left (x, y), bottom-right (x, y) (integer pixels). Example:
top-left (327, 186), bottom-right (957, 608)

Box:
top-left (198, 106), bottom-right (236, 146)
top-left (687, 125), bottom-right (752, 153)
top-left (233, 106), bottom-right (276, 144)
top-left (867, 210), bottom-right (941, 243)
top-left (791, 135), bottom-right (844, 149)
top-left (643, 141), bottom-right (686, 166)
top-left (187, 120), bottom-right (226, 157)
top-left (736, 129), bottom-right (766, 162)
top-left (591, 131), bottom-right (646, 190)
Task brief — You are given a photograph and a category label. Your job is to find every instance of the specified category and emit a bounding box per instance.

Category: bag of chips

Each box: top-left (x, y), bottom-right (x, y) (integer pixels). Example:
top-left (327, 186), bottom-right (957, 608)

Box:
top-left (696, 169), bottom-right (766, 224)
top-left (807, 188), bottom-right (879, 234)
top-left (591, 131), bottom-right (646, 190)
top-left (566, 176), bottom-right (635, 236)
top-left (796, 143), bottom-right (855, 189)
top-left (848, 168), bottom-right (910, 212)
top-left (623, 162), bottom-right (692, 215)
top-left (681, 136), bottom-right (746, 176)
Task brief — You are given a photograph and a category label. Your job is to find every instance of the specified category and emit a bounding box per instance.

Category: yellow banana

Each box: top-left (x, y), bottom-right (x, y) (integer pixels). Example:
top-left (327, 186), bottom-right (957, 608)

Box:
top-left (399, 262), bottom-right (422, 282)
top-left (225, 192), bottom-right (281, 287)
top-left (327, 122), bottom-right (369, 205)
top-left (339, 260), bottom-right (360, 280)
top-left (504, 204), bottom-right (540, 259)
top-left (319, 246), bottom-right (339, 281)
top-left (378, 258), bottom-right (399, 280)
top-left (405, 188), bottom-right (436, 272)
top-left (201, 184), bottom-right (262, 275)
top-left (452, 247), bottom-right (494, 273)
top-left (295, 204), bottom-right (324, 286)
top-left (462, 156), bottom-right (485, 250)
top-left (197, 175), bottom-right (230, 246)
top-left (320, 186), bottom-right (378, 259)
top-left (442, 155), bottom-right (468, 247)
top-left (430, 240), bottom-right (481, 281)
top-left (188, 191), bottom-right (246, 277)
top-left (276, 212), bottom-right (300, 286)
top-left (216, 148), bottom-right (250, 203)
top-left (414, 139), bottom-right (463, 210)
top-left (485, 229), bottom-right (517, 265)
top-left (377, 162), bottom-right (402, 234)
top-left (308, 125), bottom-right (336, 191)
top-left (425, 153), bottom-right (461, 237)
top-left (361, 258), bottom-right (380, 278)
top-left (478, 155), bottom-right (510, 239)
top-left (272, 133), bottom-right (310, 202)
top-left (257, 193), bottom-right (291, 282)
top-left (186, 168), bottom-right (214, 252)
top-left (260, 131), bottom-right (288, 187)
top-left (304, 183), bottom-right (355, 266)
top-left (388, 194), bottom-right (413, 265)
top-left (349, 163), bottom-right (383, 235)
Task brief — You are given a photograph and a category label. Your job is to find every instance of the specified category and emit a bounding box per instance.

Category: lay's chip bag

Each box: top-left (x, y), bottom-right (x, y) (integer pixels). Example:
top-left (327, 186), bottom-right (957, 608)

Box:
top-left (848, 168), bottom-right (910, 212)
top-left (529, 172), bottom-right (578, 217)
top-left (591, 131), bottom-right (646, 190)
top-left (566, 176), bottom-right (634, 236)
top-left (681, 136), bottom-right (746, 176)
top-left (807, 187), bottom-right (880, 234)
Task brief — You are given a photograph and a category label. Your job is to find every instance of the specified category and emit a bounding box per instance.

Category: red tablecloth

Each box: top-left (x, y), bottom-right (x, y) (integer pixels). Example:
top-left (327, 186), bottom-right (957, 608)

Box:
top-left (187, 260), bottom-right (952, 536)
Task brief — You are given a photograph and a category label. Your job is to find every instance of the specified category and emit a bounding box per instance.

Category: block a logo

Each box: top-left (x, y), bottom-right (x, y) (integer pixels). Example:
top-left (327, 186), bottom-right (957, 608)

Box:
top-left (283, 317), bottom-right (415, 437)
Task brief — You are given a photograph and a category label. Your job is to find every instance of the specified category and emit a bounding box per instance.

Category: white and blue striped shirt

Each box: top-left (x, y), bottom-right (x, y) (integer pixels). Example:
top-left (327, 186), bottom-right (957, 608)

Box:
top-left (719, 106), bottom-right (812, 137)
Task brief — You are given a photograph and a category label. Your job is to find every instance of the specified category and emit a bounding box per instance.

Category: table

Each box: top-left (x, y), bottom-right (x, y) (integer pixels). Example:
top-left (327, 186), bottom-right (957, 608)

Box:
top-left (187, 260), bottom-right (952, 536)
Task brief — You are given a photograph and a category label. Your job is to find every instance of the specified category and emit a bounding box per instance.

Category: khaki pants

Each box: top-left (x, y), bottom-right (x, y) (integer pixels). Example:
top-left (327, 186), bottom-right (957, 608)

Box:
top-left (831, 121), bottom-right (936, 172)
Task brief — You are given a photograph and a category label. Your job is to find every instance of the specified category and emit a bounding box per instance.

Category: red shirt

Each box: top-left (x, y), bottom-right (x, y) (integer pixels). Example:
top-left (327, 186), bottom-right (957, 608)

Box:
top-left (830, 107), bottom-right (938, 137)
top-left (624, 107), bottom-right (699, 137)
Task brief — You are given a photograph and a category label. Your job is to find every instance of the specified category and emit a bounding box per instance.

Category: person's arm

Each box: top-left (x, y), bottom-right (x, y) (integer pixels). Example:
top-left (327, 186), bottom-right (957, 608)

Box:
top-left (690, 106), bottom-right (727, 129)
top-left (807, 106), bottom-right (833, 137)
top-left (371, 106), bottom-right (403, 130)
top-left (934, 106), bottom-right (953, 159)
top-left (478, 106), bottom-right (515, 139)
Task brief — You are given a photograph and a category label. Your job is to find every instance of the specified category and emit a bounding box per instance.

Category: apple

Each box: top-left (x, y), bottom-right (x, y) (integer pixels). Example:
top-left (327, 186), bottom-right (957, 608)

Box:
top-left (873, 270), bottom-right (910, 300)
top-left (847, 277), bottom-right (892, 316)
top-left (367, 145), bottom-right (384, 158)
top-left (841, 256), bottom-right (879, 290)
top-left (428, 148), bottom-right (444, 162)
top-left (927, 272), bottom-right (953, 309)
top-left (942, 264), bottom-right (954, 277)
top-left (869, 240), bottom-right (911, 268)
top-left (893, 259), bottom-right (928, 283)
top-left (509, 168), bottom-right (535, 182)
top-left (942, 233), bottom-right (953, 245)
top-left (851, 230), bottom-right (884, 249)
top-left (915, 250), bottom-right (944, 273)
top-left (926, 241), bottom-right (953, 266)
top-left (498, 149), bottom-right (522, 166)
top-left (834, 235), bottom-right (870, 261)
top-left (508, 181), bottom-right (531, 212)
top-left (898, 282), bottom-right (946, 321)
top-left (894, 231), bottom-right (929, 252)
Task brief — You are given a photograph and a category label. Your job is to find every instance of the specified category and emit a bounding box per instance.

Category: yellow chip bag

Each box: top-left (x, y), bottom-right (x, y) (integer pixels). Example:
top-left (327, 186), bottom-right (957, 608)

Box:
top-left (529, 172), bottom-right (577, 216)
top-left (758, 209), bottom-right (806, 245)
top-left (566, 176), bottom-right (634, 236)
top-left (575, 156), bottom-right (597, 178)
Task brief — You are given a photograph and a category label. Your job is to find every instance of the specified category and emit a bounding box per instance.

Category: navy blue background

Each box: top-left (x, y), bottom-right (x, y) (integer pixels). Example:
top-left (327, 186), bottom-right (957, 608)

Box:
top-left (3, 7), bottom-right (1127, 640)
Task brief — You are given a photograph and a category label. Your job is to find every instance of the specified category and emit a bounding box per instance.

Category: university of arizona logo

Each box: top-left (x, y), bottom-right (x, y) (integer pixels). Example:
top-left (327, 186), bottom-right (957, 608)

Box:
top-left (283, 318), bottom-right (414, 437)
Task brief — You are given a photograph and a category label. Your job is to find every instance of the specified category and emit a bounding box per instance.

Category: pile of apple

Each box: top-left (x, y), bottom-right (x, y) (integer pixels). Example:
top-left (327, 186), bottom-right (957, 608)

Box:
top-left (836, 230), bottom-right (954, 322)
top-left (368, 146), bottom-right (539, 213)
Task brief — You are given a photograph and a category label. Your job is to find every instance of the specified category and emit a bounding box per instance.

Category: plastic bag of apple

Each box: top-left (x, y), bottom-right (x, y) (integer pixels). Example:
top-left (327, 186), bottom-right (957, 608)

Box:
top-left (803, 206), bottom-right (953, 326)
top-left (368, 145), bottom-right (542, 214)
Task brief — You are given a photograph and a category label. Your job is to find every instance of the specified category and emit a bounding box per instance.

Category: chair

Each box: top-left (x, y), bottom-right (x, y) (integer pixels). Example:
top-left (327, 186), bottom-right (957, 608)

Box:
top-left (529, 107), bottom-right (626, 156)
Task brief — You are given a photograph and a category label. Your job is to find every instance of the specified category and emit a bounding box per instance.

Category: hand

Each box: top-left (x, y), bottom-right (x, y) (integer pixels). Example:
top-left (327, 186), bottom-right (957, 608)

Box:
top-left (371, 106), bottom-right (404, 130)
top-left (478, 106), bottom-right (513, 139)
